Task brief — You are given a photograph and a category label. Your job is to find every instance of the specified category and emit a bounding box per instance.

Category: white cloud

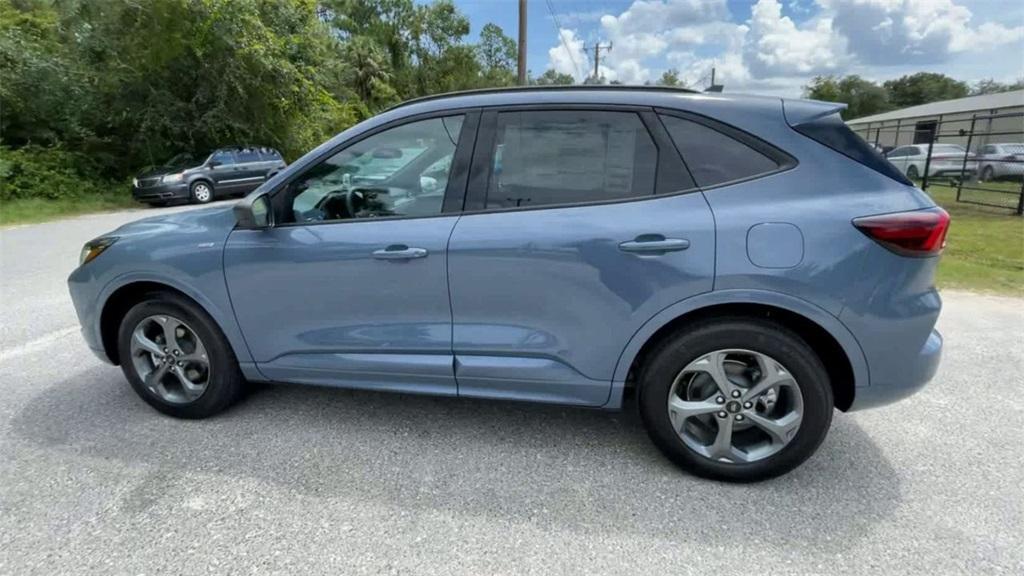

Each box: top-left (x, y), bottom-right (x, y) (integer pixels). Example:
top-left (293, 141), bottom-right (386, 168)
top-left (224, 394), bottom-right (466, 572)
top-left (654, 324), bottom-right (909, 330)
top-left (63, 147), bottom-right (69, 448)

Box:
top-left (541, 0), bottom-right (1024, 93)
top-left (600, 0), bottom-right (729, 37)
top-left (546, 28), bottom-right (589, 82)
top-left (744, 0), bottom-right (847, 77)
top-left (822, 0), bottom-right (1024, 64)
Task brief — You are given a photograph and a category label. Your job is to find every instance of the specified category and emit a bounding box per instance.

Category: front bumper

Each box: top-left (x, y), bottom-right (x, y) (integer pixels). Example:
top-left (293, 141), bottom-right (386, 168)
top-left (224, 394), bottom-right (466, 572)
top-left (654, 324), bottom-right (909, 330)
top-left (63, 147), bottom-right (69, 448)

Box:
top-left (849, 329), bottom-right (942, 410)
top-left (68, 266), bottom-right (115, 364)
top-left (132, 181), bottom-right (189, 203)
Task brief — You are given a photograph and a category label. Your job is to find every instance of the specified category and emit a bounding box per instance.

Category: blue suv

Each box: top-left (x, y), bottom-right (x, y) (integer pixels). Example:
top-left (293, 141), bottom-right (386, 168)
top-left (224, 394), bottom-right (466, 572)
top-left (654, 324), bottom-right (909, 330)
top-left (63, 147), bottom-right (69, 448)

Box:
top-left (68, 87), bottom-right (947, 481)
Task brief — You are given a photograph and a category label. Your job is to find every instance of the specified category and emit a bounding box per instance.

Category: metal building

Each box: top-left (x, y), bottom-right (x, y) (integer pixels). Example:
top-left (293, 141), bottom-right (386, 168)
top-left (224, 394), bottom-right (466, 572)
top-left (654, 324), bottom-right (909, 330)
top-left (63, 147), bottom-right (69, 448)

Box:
top-left (848, 90), bottom-right (1024, 149)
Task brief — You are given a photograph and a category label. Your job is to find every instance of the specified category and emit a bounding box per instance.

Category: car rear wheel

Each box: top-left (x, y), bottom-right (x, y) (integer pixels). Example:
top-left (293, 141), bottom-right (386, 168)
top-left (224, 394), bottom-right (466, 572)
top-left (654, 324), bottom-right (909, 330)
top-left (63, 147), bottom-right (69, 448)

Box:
top-left (906, 165), bottom-right (920, 180)
top-left (190, 181), bottom-right (214, 204)
top-left (981, 165), bottom-right (994, 182)
top-left (117, 292), bottom-right (245, 419)
top-left (638, 318), bottom-right (833, 482)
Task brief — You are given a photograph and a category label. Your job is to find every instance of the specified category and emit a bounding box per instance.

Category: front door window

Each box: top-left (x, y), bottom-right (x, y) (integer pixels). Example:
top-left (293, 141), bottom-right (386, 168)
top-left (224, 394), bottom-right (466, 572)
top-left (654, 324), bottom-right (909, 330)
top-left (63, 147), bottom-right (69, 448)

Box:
top-left (285, 115), bottom-right (465, 223)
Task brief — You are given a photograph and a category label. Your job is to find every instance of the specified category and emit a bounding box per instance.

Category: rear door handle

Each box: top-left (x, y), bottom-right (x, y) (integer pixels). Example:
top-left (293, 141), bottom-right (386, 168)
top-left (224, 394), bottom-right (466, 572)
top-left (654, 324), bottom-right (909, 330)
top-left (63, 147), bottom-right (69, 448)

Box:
top-left (372, 245), bottom-right (428, 260)
top-left (618, 235), bottom-right (690, 254)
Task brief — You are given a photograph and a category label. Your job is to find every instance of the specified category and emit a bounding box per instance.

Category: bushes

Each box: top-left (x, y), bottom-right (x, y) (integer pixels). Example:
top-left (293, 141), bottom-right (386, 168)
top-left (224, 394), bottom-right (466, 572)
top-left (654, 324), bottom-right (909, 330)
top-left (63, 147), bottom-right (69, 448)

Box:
top-left (0, 146), bottom-right (118, 202)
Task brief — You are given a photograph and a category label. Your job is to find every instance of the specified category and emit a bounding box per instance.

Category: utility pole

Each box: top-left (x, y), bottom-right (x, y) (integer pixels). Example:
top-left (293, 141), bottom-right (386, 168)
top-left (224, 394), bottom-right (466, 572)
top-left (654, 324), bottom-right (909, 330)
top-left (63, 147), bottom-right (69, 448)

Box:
top-left (517, 0), bottom-right (527, 85)
top-left (583, 42), bottom-right (612, 82)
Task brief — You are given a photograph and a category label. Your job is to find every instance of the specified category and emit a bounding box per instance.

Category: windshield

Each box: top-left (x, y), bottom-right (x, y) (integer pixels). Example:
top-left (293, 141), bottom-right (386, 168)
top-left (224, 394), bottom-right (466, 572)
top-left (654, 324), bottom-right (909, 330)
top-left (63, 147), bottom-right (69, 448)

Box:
top-left (1001, 144), bottom-right (1024, 154)
top-left (161, 152), bottom-right (199, 170)
top-left (931, 144), bottom-right (966, 154)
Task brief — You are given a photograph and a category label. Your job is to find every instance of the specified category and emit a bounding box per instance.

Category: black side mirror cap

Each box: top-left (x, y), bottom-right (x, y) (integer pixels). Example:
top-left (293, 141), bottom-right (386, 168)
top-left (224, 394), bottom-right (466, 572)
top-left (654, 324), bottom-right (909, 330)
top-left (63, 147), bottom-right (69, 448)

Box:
top-left (234, 193), bottom-right (273, 229)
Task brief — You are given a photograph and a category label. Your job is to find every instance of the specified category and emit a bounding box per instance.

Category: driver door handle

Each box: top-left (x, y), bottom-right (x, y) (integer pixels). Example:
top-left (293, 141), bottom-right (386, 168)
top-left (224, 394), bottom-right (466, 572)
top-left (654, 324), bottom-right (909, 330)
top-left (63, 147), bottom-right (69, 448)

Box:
top-left (372, 245), bottom-right (428, 260)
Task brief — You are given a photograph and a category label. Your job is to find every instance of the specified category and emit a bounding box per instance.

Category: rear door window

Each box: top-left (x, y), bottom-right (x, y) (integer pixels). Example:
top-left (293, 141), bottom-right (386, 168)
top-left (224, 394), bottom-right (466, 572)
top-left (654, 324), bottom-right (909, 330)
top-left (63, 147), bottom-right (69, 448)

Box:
top-left (483, 110), bottom-right (657, 209)
top-left (236, 148), bottom-right (261, 163)
top-left (658, 115), bottom-right (780, 187)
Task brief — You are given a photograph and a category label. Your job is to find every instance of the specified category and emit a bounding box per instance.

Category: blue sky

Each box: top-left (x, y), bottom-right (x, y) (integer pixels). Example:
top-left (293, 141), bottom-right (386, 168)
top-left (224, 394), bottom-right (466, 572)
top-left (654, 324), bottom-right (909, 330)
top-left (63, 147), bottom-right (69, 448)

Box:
top-left (452, 0), bottom-right (1024, 96)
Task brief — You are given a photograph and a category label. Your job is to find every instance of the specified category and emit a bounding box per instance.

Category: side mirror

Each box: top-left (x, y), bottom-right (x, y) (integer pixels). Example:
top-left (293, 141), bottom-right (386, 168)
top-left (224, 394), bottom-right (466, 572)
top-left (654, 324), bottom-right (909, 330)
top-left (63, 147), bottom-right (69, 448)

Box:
top-left (235, 193), bottom-right (273, 229)
top-left (208, 160), bottom-right (223, 168)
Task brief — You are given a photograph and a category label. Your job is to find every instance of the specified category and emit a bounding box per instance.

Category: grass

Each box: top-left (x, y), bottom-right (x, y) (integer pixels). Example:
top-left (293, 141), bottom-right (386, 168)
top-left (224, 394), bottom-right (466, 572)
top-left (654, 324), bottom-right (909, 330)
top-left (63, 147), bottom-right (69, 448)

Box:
top-left (924, 181), bottom-right (1024, 296)
top-left (0, 191), bottom-right (138, 227)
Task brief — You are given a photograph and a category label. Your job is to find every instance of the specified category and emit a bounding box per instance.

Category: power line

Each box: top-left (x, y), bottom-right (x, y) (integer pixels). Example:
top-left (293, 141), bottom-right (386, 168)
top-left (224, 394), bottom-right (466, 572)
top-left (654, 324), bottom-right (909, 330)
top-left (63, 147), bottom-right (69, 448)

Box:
top-left (582, 42), bottom-right (612, 82)
top-left (544, 0), bottom-right (581, 80)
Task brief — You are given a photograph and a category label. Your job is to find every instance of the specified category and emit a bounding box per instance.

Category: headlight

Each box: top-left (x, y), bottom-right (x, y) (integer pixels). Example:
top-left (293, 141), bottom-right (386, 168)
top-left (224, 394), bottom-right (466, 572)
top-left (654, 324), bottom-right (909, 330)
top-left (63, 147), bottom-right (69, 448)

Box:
top-left (79, 237), bottom-right (118, 266)
top-left (132, 177), bottom-right (139, 187)
top-left (161, 172), bottom-right (184, 184)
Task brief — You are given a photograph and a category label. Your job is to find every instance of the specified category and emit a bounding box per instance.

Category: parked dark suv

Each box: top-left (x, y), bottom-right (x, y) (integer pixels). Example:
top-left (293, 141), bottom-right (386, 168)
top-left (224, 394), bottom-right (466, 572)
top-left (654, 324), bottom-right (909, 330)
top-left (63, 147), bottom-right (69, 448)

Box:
top-left (132, 147), bottom-right (287, 206)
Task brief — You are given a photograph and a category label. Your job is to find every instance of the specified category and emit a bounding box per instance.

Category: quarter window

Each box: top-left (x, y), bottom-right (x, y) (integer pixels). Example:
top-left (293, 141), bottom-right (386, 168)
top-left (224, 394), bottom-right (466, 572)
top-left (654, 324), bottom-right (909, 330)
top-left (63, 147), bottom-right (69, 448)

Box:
top-left (484, 110), bottom-right (656, 209)
top-left (260, 148), bottom-right (283, 161)
top-left (284, 115), bottom-right (464, 224)
top-left (659, 115), bottom-right (779, 187)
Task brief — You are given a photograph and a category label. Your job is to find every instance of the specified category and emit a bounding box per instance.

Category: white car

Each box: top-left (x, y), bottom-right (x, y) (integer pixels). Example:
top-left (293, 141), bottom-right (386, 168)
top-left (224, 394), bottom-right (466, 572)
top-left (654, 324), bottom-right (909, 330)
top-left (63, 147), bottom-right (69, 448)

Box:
top-left (885, 144), bottom-right (977, 180)
top-left (976, 143), bottom-right (1024, 181)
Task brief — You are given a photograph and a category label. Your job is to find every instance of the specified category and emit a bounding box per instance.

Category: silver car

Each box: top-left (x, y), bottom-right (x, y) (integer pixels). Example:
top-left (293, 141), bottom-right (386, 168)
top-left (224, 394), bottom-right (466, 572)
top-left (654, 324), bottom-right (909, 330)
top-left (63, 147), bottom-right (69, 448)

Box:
top-left (977, 143), bottom-right (1024, 181)
top-left (885, 143), bottom-right (977, 180)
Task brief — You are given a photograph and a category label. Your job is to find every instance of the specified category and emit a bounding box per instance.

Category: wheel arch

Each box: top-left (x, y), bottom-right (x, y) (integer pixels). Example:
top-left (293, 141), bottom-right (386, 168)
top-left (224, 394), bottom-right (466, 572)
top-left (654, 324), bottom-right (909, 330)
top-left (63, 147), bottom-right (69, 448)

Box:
top-left (611, 291), bottom-right (868, 412)
top-left (189, 177), bottom-right (215, 192)
top-left (99, 281), bottom-right (218, 366)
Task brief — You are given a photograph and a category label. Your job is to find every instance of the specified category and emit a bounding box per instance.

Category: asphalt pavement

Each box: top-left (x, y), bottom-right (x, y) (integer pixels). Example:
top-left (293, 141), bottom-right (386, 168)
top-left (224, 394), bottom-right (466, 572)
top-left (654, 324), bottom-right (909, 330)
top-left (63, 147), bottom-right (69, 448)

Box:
top-left (1, 201), bottom-right (1022, 575)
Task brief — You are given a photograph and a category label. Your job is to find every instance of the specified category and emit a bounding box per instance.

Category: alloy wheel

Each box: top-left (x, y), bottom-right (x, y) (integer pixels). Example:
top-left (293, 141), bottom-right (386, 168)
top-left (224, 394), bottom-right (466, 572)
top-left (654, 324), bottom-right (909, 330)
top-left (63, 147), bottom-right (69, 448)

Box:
top-left (129, 314), bottom-right (211, 404)
top-left (667, 349), bottom-right (803, 464)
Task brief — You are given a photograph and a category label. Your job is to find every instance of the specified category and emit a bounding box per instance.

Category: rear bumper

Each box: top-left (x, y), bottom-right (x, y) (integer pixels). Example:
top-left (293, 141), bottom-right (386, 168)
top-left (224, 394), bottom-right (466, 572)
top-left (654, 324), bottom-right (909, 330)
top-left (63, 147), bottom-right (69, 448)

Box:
top-left (927, 165), bottom-right (976, 178)
top-left (848, 328), bottom-right (942, 411)
top-left (132, 182), bottom-right (189, 203)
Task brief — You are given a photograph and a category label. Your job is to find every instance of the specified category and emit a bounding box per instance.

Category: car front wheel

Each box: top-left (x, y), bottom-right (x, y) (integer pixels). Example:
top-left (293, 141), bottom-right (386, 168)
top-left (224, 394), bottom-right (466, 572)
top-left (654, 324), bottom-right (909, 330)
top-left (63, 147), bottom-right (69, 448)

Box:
top-left (190, 181), bottom-right (214, 204)
top-left (638, 318), bottom-right (833, 482)
top-left (906, 165), bottom-right (920, 180)
top-left (117, 292), bottom-right (245, 418)
top-left (981, 165), bottom-right (994, 182)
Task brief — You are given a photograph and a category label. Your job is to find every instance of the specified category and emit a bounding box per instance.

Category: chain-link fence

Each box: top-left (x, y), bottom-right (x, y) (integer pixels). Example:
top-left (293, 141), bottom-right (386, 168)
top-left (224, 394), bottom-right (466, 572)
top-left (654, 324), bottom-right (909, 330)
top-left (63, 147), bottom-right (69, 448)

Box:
top-left (853, 111), bottom-right (1024, 215)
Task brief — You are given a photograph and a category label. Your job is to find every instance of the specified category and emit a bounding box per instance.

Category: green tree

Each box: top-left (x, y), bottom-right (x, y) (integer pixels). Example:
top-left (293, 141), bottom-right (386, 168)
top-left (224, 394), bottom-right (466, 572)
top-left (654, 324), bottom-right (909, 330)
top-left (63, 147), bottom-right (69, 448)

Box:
top-left (803, 75), bottom-right (892, 119)
top-left (532, 69), bottom-right (574, 85)
top-left (971, 78), bottom-right (1024, 95)
top-left (656, 68), bottom-right (685, 87)
top-left (883, 72), bottom-right (969, 109)
top-left (476, 22), bottom-right (516, 87)
top-left (342, 36), bottom-right (395, 108)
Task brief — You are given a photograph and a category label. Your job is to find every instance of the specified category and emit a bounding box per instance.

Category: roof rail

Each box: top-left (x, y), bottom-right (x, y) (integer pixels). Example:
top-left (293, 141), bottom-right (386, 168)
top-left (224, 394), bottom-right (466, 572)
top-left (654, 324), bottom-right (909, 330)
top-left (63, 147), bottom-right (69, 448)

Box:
top-left (383, 84), bottom-right (700, 113)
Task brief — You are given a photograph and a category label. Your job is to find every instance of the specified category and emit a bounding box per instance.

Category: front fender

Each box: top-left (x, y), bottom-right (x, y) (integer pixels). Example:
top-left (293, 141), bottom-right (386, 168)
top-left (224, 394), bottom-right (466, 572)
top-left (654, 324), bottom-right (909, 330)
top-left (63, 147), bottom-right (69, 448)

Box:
top-left (94, 270), bottom-right (253, 365)
top-left (604, 288), bottom-right (870, 408)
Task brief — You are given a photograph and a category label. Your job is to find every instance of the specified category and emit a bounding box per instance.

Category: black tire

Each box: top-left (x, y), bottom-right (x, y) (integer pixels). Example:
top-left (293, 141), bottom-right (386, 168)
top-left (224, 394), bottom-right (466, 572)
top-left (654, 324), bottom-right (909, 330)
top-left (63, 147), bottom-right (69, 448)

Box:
top-left (117, 292), bottom-right (245, 419)
top-left (981, 166), bottom-right (994, 182)
top-left (637, 317), bottom-right (833, 482)
top-left (906, 165), bottom-right (919, 180)
top-left (190, 180), bottom-right (214, 204)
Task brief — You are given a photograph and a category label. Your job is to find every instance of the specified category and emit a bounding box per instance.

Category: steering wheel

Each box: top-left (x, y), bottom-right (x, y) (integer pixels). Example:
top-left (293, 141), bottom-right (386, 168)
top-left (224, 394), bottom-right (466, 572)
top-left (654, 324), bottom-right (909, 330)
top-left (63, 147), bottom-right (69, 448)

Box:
top-left (312, 188), bottom-right (367, 220)
top-left (345, 188), bottom-right (363, 218)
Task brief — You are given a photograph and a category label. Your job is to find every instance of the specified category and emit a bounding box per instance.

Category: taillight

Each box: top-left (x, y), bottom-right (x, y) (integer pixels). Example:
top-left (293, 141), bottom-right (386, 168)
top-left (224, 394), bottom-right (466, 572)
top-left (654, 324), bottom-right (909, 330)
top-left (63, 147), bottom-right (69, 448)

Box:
top-left (853, 207), bottom-right (951, 257)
